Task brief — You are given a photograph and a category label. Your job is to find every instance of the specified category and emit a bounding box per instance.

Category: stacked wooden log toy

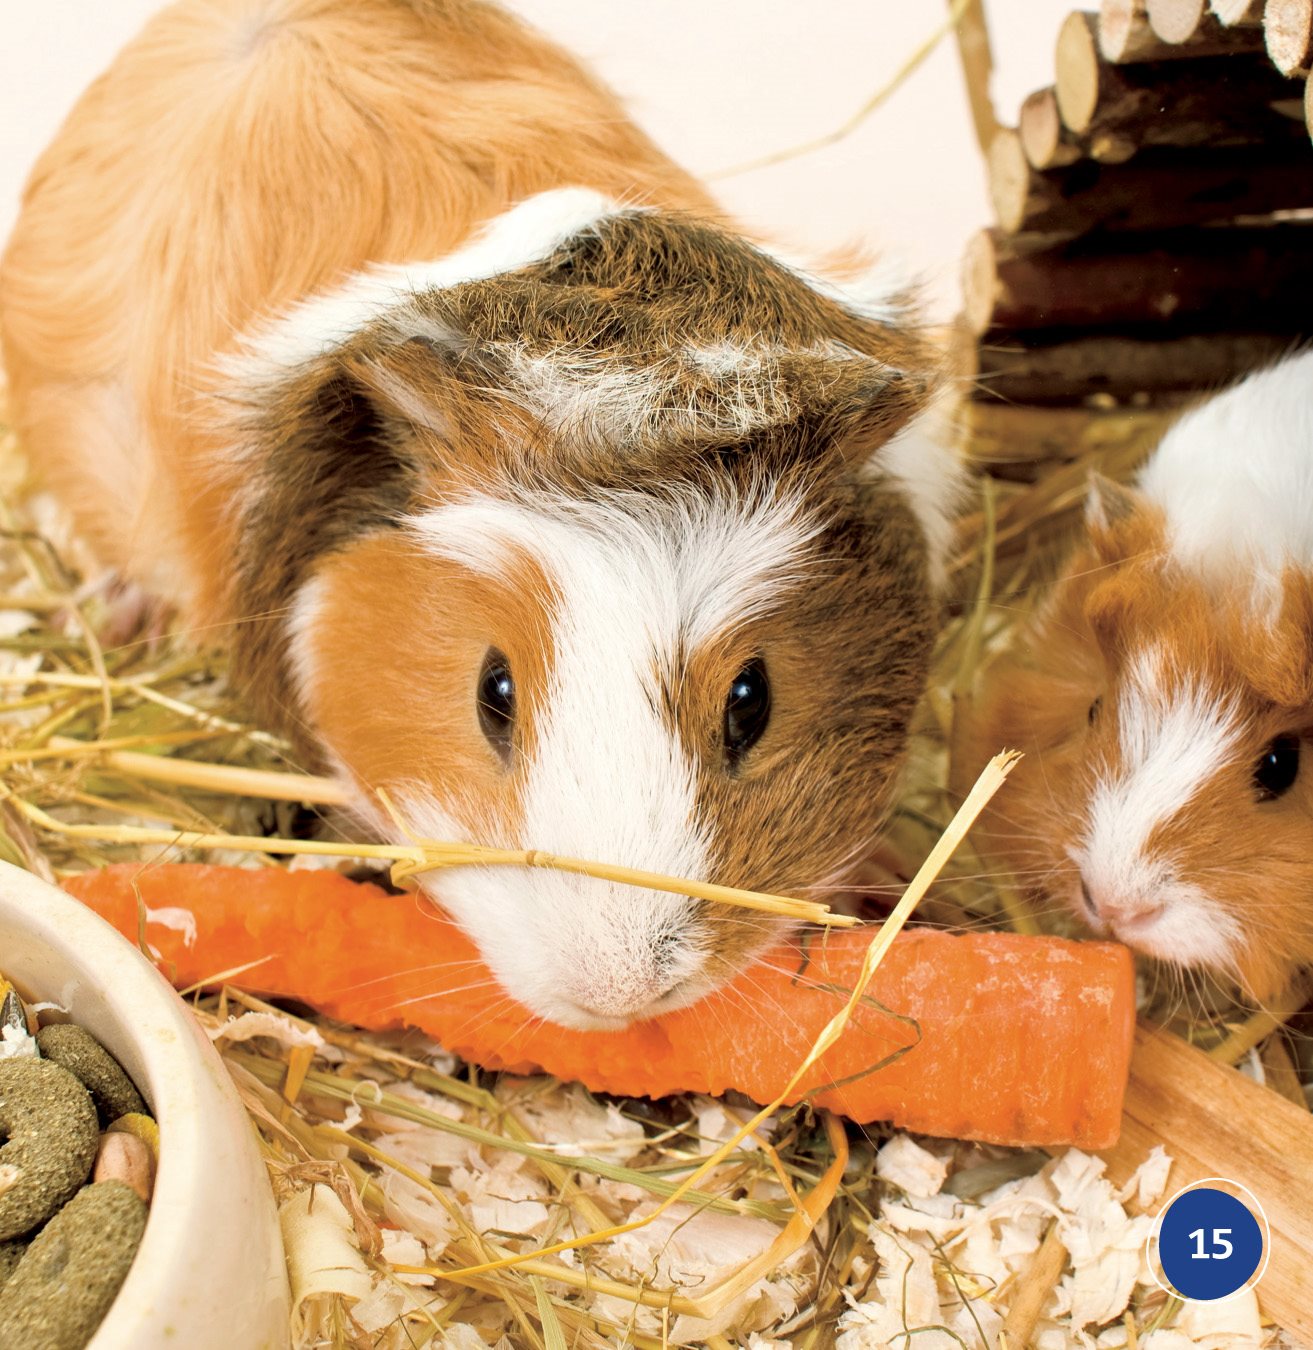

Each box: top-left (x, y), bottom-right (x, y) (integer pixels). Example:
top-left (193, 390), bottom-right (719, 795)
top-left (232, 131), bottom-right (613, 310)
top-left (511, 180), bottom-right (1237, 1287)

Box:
top-left (963, 0), bottom-right (1313, 415)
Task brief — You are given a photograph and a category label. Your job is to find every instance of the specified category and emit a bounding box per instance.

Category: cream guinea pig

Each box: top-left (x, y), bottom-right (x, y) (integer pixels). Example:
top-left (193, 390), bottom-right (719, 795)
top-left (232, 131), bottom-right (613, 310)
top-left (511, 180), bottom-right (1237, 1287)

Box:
top-left (0, 0), bottom-right (961, 1028)
top-left (970, 349), bottom-right (1313, 1001)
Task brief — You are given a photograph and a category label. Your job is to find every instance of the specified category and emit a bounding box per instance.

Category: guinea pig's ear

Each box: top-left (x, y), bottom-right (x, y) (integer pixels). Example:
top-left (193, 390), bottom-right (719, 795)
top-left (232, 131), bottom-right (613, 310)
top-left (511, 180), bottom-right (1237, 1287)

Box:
top-left (1083, 471), bottom-right (1162, 567)
top-left (230, 335), bottom-right (453, 551)
top-left (219, 323), bottom-right (481, 729)
top-left (1084, 472), bottom-right (1141, 532)
top-left (821, 359), bottom-right (933, 462)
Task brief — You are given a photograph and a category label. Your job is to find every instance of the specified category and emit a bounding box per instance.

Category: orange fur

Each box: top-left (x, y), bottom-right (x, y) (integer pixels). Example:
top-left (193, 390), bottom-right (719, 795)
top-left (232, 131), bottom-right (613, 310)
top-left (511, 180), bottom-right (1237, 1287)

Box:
top-left (0, 0), bottom-right (717, 622)
top-left (298, 530), bottom-right (556, 831)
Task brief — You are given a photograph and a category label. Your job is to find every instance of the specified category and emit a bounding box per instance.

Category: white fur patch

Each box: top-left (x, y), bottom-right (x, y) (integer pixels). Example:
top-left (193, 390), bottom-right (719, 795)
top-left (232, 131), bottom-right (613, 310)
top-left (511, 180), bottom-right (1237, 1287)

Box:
top-left (232, 187), bottom-right (628, 378)
top-left (285, 574), bottom-right (329, 719)
top-left (495, 348), bottom-right (675, 444)
top-left (864, 396), bottom-right (967, 594)
top-left (1138, 349), bottom-right (1313, 610)
top-left (760, 243), bottom-right (915, 328)
top-left (1076, 647), bottom-right (1244, 969)
top-left (496, 338), bottom-right (892, 449)
top-left (405, 487), bottom-right (822, 1027)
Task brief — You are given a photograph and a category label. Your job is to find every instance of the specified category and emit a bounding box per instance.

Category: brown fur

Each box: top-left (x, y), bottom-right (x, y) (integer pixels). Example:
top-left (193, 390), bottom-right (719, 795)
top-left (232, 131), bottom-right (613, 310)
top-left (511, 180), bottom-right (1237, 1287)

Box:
top-left (226, 206), bottom-right (934, 745)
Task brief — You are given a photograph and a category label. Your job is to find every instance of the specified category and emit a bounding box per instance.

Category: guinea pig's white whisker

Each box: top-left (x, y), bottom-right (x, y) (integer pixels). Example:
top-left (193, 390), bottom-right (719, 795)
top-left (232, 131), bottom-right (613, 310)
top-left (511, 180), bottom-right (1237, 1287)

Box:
top-left (428, 993), bottom-right (525, 1048)
top-left (700, 987), bottom-right (742, 1049)
top-left (106, 602), bottom-right (300, 656)
top-left (482, 1007), bottom-right (553, 1064)
top-left (377, 979), bottom-right (508, 1014)
top-left (726, 969), bottom-right (800, 1029)
top-left (323, 962), bottom-right (462, 996)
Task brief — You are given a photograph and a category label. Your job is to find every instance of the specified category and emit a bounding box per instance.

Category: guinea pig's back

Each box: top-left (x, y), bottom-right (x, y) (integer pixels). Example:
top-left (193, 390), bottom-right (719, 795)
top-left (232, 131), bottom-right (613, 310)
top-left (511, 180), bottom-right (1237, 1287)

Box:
top-left (1137, 348), bottom-right (1313, 596)
top-left (0, 0), bottom-right (716, 614)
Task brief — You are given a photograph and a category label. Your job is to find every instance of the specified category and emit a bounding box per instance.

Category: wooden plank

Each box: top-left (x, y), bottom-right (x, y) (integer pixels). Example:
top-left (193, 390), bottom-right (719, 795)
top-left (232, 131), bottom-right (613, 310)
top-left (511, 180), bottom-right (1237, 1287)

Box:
top-left (1096, 1027), bottom-right (1313, 1340)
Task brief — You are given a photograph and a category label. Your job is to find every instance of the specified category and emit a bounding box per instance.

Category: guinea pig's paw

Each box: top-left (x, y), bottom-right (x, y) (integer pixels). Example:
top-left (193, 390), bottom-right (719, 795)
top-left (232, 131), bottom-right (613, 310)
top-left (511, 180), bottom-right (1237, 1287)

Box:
top-left (86, 577), bottom-right (175, 652)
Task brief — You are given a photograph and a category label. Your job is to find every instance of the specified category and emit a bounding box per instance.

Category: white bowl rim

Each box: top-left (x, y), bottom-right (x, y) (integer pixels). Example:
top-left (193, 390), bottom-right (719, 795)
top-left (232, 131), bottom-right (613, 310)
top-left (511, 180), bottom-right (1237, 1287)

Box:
top-left (0, 860), bottom-right (290, 1349)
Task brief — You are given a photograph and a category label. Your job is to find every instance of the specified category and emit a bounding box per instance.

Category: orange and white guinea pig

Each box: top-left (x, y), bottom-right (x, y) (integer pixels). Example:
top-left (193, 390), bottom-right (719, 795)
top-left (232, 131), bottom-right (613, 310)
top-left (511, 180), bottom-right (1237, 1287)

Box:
top-left (971, 350), bottom-right (1313, 1001)
top-left (0, 0), bottom-right (962, 1028)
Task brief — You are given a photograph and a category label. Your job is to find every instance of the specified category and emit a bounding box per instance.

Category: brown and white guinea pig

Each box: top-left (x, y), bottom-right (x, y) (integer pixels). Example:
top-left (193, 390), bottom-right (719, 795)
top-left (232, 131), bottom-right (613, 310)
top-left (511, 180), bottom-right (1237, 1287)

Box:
top-left (0, 0), bottom-right (962, 1028)
top-left (970, 349), bottom-right (1313, 1002)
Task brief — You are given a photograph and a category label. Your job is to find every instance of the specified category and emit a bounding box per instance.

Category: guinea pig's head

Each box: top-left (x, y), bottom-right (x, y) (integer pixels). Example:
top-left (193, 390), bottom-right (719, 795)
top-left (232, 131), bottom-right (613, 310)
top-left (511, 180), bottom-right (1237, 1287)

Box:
top-left (223, 190), bottom-right (961, 1027)
top-left (974, 475), bottom-right (1313, 1002)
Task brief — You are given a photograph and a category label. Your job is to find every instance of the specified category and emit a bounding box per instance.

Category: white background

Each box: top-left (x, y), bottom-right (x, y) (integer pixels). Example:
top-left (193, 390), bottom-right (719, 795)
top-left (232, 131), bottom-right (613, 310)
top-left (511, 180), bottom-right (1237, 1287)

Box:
top-left (0, 2), bottom-right (1071, 315)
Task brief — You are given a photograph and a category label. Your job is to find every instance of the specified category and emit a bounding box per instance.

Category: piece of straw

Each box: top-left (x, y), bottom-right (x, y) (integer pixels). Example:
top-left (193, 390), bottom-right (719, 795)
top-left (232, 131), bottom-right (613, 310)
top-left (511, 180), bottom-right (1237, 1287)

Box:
top-left (47, 736), bottom-right (348, 806)
top-left (6, 792), bottom-right (856, 930)
top-left (709, 0), bottom-right (973, 180)
top-left (1207, 972), bottom-right (1313, 1066)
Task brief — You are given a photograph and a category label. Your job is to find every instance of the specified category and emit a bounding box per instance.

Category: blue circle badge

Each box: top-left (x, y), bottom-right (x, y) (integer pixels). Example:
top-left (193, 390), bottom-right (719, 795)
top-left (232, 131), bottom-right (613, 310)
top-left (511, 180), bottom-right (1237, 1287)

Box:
top-left (1156, 1186), bottom-right (1264, 1300)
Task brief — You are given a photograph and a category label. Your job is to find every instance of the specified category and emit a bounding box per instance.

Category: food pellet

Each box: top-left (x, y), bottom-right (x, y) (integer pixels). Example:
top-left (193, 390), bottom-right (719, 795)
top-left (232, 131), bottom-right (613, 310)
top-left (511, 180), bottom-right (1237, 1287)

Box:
top-left (0, 1058), bottom-right (99, 1241)
top-left (35, 1025), bottom-right (147, 1123)
top-left (0, 1181), bottom-right (147, 1350)
top-left (107, 1111), bottom-right (159, 1164)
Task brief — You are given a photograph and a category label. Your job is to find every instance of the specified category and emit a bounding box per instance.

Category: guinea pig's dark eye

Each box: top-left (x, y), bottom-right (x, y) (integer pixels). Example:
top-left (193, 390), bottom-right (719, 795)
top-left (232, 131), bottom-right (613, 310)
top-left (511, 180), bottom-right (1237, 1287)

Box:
top-left (1254, 734), bottom-right (1300, 801)
top-left (1088, 696), bottom-right (1103, 726)
top-left (477, 649), bottom-right (515, 758)
top-left (724, 658), bottom-right (770, 765)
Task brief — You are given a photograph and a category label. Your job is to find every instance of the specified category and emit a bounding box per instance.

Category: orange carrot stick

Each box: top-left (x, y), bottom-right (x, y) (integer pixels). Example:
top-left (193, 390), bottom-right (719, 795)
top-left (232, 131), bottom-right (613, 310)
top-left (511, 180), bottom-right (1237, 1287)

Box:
top-left (63, 864), bottom-right (1135, 1148)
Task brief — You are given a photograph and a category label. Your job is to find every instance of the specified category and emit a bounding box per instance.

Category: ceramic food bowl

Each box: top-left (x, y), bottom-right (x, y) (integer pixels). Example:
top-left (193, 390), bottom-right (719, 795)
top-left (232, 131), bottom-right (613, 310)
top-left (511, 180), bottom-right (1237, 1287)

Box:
top-left (0, 860), bottom-right (290, 1349)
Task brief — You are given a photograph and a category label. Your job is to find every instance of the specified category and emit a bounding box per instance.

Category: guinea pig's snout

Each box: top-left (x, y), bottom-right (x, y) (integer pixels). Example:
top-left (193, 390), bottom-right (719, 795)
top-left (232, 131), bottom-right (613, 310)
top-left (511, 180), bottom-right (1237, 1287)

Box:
top-left (1077, 872), bottom-right (1165, 937)
top-left (551, 926), bottom-right (708, 1029)
top-left (562, 973), bottom-right (688, 1027)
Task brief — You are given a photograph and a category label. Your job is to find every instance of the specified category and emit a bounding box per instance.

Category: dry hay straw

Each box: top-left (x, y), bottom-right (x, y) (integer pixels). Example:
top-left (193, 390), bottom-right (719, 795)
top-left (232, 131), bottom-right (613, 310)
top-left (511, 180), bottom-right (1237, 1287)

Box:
top-left (0, 377), bottom-right (1307, 1349)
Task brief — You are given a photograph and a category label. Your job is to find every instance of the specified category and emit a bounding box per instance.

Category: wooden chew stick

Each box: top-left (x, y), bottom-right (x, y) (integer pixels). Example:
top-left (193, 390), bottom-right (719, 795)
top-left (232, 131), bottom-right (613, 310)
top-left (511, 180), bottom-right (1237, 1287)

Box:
top-left (963, 223), bottom-right (1313, 337)
top-left (1101, 0), bottom-right (1162, 59)
top-left (987, 142), bottom-right (1313, 234)
top-left (1018, 88), bottom-right (1082, 168)
top-left (1212, 0), bottom-right (1265, 21)
top-left (1016, 88), bottom-right (1132, 168)
top-left (973, 331), bottom-right (1288, 404)
top-left (1266, 0), bottom-right (1313, 74)
top-left (1102, 0), bottom-right (1265, 56)
top-left (1000, 1224), bottom-right (1070, 1349)
top-left (1099, 1027), bottom-right (1313, 1342)
top-left (1056, 10), bottom-right (1303, 147)
top-left (1147, 0), bottom-right (1208, 41)
top-left (954, 402), bottom-right (1175, 485)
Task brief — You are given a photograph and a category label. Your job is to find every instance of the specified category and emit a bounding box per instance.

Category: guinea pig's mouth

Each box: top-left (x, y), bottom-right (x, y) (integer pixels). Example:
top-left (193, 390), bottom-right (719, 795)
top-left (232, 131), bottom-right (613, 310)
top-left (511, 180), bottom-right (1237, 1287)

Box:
top-left (534, 923), bottom-right (794, 1032)
top-left (547, 957), bottom-right (762, 1031)
top-left (552, 984), bottom-right (695, 1032)
top-left (410, 851), bottom-right (807, 1031)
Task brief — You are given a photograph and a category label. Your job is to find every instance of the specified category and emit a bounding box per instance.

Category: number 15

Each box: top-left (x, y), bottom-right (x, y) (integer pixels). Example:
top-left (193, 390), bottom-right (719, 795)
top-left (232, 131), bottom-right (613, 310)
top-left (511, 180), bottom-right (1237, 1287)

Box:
top-left (1188, 1227), bottom-right (1234, 1259)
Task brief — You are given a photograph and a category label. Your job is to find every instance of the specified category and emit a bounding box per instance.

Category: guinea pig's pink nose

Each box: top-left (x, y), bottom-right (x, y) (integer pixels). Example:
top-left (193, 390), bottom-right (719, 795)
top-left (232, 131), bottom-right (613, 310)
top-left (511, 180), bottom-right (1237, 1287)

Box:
top-left (1080, 876), bottom-right (1164, 933)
